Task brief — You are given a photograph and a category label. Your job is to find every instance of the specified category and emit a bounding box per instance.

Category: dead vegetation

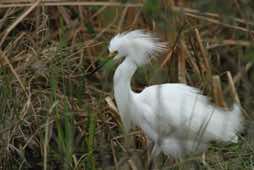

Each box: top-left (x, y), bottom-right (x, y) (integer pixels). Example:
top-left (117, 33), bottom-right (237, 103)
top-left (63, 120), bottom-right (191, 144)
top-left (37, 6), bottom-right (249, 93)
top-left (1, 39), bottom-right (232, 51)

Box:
top-left (0, 0), bottom-right (254, 169)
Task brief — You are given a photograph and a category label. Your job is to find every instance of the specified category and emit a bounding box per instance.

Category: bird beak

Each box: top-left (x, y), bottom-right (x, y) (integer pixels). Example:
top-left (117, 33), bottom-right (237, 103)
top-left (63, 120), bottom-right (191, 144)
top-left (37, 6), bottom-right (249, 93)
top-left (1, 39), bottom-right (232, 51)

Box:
top-left (84, 51), bottom-right (118, 77)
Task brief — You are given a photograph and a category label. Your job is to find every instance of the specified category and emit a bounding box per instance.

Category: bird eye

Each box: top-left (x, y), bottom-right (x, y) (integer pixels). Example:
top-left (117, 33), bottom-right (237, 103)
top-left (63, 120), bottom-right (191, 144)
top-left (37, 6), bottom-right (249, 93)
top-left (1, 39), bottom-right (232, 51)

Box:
top-left (108, 50), bottom-right (118, 58)
top-left (112, 51), bottom-right (118, 55)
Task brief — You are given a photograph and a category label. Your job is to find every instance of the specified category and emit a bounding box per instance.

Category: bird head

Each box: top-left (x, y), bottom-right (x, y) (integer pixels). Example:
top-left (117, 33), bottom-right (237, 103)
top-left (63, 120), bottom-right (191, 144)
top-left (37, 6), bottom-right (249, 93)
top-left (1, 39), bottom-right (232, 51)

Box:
top-left (108, 30), bottom-right (167, 65)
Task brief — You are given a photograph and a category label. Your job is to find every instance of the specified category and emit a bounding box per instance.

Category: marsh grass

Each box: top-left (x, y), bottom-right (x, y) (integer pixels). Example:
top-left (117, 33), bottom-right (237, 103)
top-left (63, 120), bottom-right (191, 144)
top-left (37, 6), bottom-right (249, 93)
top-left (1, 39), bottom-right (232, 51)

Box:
top-left (0, 0), bottom-right (254, 169)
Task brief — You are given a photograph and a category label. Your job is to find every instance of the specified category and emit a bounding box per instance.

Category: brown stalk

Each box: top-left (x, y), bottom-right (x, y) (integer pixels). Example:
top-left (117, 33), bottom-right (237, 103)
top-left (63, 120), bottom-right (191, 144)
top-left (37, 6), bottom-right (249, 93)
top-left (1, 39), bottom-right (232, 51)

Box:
top-left (57, 6), bottom-right (71, 26)
top-left (160, 50), bottom-right (173, 68)
top-left (188, 13), bottom-right (254, 34)
top-left (226, 71), bottom-right (240, 104)
top-left (0, 1), bottom-right (143, 8)
top-left (117, 6), bottom-right (129, 33)
top-left (160, 23), bottom-right (185, 68)
top-left (105, 96), bottom-right (118, 113)
top-left (173, 6), bottom-right (254, 26)
top-left (1, 1), bottom-right (253, 34)
top-left (178, 40), bottom-right (187, 83)
top-left (187, 56), bottom-right (201, 78)
top-left (194, 28), bottom-right (211, 78)
top-left (3, 1), bottom-right (254, 27)
top-left (207, 39), bottom-right (251, 49)
top-left (0, 50), bottom-right (27, 95)
top-left (225, 62), bottom-right (252, 94)
top-left (128, 159), bottom-right (138, 170)
top-left (0, 0), bottom-right (42, 47)
top-left (111, 140), bottom-right (119, 170)
top-left (212, 75), bottom-right (227, 108)
top-left (233, 62), bottom-right (252, 83)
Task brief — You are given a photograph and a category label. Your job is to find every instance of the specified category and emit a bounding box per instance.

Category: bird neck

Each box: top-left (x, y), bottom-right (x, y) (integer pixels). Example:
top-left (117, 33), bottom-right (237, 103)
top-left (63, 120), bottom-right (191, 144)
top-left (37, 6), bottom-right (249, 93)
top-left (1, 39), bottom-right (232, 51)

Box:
top-left (114, 58), bottom-right (137, 101)
top-left (113, 58), bottom-right (137, 129)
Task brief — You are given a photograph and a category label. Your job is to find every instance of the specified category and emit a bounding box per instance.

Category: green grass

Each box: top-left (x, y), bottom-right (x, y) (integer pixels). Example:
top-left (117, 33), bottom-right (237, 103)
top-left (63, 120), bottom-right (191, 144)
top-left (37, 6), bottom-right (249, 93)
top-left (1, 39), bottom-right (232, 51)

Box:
top-left (85, 107), bottom-right (97, 170)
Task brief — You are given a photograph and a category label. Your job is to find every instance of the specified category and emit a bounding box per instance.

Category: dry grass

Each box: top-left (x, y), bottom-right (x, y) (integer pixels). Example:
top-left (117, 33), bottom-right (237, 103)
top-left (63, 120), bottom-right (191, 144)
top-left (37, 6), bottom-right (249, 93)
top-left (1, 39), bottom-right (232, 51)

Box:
top-left (0, 0), bottom-right (254, 169)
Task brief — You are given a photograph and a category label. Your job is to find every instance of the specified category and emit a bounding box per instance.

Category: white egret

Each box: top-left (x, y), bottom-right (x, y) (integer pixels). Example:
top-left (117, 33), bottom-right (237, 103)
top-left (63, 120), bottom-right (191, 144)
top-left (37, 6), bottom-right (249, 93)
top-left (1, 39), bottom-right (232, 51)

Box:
top-left (108, 30), bottom-right (243, 158)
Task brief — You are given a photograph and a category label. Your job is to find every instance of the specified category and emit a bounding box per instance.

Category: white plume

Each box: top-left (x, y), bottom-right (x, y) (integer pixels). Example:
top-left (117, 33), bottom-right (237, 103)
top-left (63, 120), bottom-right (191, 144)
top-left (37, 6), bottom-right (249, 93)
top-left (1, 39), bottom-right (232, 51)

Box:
top-left (109, 30), bottom-right (167, 65)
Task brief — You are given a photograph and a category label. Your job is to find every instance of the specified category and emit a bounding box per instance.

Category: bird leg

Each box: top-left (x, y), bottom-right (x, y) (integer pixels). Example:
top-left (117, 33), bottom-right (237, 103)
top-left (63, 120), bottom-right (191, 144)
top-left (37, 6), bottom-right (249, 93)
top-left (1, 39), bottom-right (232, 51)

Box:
top-left (151, 143), bottom-right (160, 158)
top-left (147, 143), bottom-right (154, 170)
top-left (148, 143), bottom-right (160, 170)
top-left (201, 152), bottom-right (208, 166)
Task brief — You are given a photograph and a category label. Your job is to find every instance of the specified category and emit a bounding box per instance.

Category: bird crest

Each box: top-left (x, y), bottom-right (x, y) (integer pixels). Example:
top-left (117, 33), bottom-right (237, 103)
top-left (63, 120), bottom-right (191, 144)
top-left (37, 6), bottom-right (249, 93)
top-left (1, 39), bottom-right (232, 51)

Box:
top-left (109, 30), bottom-right (167, 65)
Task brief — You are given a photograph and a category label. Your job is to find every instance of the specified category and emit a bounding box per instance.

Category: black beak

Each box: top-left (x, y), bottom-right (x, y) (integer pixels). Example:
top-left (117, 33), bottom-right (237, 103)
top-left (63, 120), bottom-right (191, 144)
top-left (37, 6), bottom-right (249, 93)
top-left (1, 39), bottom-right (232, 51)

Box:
top-left (84, 58), bottom-right (112, 77)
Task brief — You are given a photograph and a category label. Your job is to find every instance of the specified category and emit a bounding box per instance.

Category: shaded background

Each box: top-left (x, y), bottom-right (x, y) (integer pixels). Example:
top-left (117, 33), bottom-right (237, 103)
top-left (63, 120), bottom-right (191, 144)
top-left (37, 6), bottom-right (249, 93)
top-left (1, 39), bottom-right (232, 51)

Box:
top-left (0, 0), bottom-right (254, 169)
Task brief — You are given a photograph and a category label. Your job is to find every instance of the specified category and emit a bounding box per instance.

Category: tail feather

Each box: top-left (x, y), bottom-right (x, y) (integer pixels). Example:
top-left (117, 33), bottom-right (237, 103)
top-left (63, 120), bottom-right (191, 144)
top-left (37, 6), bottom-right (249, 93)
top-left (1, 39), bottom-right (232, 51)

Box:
top-left (206, 103), bottom-right (243, 143)
top-left (228, 104), bottom-right (243, 142)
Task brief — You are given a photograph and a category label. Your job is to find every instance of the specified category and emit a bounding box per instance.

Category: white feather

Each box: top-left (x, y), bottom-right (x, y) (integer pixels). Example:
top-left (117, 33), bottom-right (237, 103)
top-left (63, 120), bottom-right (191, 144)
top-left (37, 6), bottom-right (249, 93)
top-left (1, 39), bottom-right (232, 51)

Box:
top-left (109, 30), bottom-right (166, 65)
top-left (109, 30), bottom-right (243, 158)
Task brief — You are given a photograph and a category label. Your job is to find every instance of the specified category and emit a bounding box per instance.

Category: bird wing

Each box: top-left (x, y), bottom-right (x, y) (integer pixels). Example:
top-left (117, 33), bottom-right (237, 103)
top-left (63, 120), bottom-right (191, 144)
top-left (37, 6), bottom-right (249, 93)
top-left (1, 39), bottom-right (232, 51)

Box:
top-left (138, 84), bottom-right (213, 138)
top-left (138, 83), bottom-right (241, 143)
top-left (137, 83), bottom-right (206, 136)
